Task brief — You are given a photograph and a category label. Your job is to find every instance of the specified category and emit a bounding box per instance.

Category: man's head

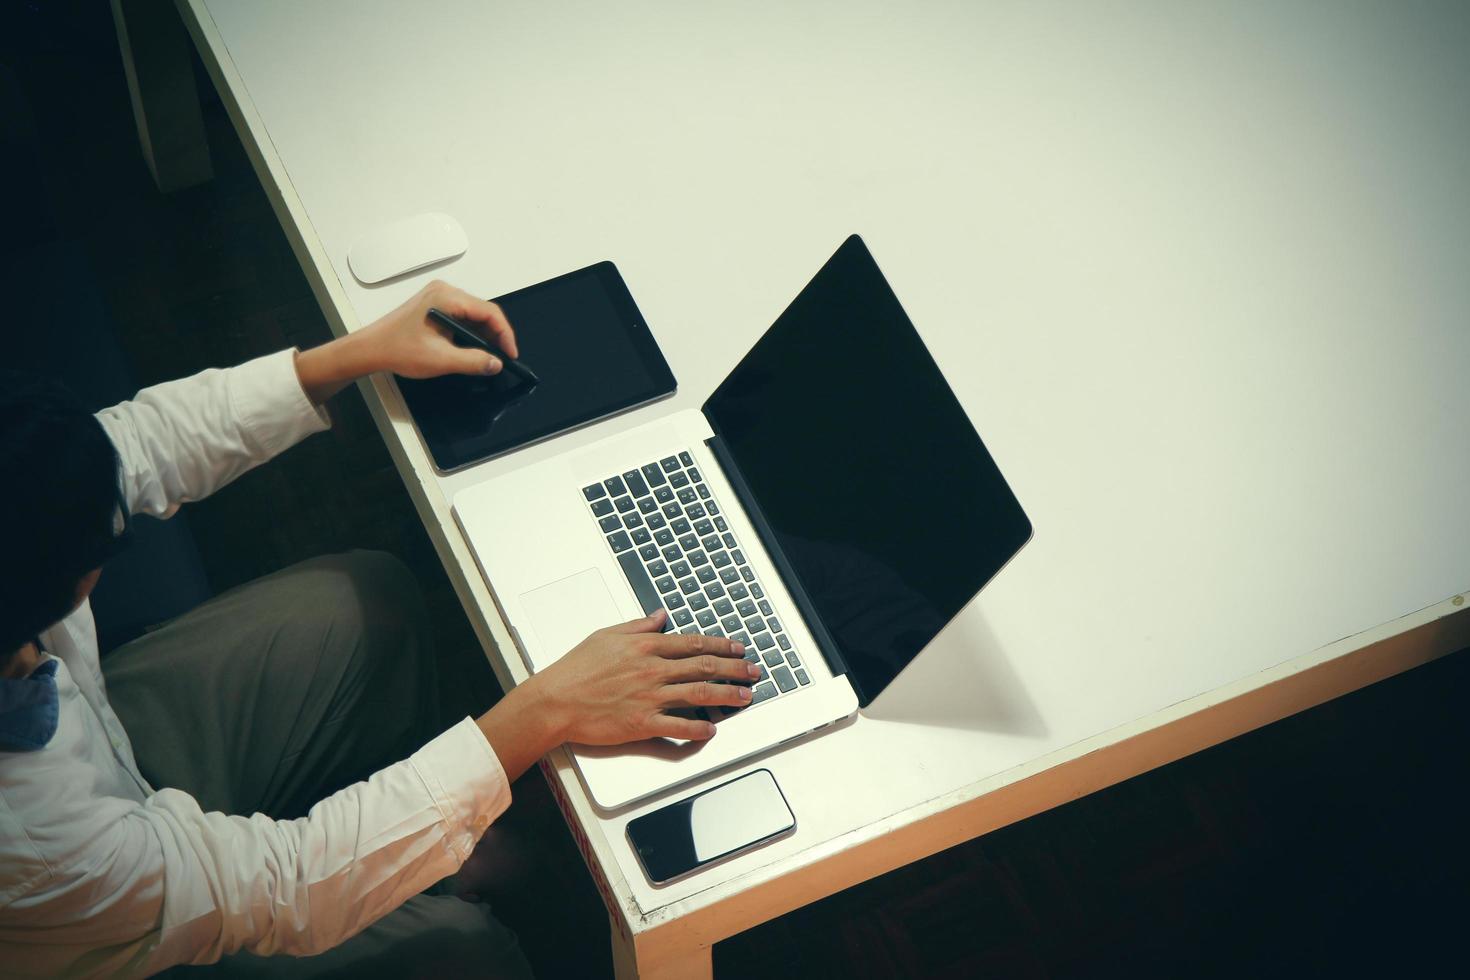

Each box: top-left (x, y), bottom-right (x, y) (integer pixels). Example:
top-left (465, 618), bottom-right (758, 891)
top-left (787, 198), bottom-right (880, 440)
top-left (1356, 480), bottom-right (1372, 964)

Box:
top-left (1, 372), bottom-right (123, 662)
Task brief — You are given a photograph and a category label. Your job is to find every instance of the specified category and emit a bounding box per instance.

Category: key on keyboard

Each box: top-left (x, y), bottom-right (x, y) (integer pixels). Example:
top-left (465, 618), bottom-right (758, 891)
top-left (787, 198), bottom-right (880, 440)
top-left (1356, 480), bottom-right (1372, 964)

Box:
top-left (624, 470), bottom-right (649, 497)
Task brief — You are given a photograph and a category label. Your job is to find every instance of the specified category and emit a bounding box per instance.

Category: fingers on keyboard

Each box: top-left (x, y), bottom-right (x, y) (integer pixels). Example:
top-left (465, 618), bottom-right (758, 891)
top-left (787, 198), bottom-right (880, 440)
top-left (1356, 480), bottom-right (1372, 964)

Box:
top-left (667, 681), bottom-right (754, 708)
top-left (650, 713), bottom-right (716, 741)
top-left (591, 453), bottom-right (805, 709)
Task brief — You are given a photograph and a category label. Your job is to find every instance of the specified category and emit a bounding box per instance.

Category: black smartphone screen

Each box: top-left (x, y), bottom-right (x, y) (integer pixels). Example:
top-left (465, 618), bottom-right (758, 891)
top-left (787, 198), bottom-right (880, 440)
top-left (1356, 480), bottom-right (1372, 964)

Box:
top-left (626, 769), bottom-right (795, 884)
top-left (398, 262), bottom-right (676, 471)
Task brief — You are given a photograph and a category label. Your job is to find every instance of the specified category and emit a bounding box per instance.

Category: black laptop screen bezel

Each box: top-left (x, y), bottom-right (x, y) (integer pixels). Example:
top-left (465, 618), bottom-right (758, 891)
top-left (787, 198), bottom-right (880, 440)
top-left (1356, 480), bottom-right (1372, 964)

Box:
top-left (702, 235), bottom-right (1033, 707)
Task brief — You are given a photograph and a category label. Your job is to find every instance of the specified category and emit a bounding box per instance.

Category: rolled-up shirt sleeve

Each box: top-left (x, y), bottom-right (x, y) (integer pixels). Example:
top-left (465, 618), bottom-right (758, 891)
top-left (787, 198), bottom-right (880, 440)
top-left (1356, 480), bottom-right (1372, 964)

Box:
top-left (1, 719), bottom-right (509, 977)
top-left (96, 350), bottom-right (331, 519)
top-left (145, 718), bottom-right (509, 970)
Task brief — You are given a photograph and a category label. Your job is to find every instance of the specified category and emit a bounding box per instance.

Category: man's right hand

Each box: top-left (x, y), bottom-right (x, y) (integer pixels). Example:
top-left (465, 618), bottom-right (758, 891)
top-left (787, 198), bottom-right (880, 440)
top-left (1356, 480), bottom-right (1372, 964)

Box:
top-left (531, 610), bottom-right (758, 743)
top-left (475, 611), bottom-right (758, 781)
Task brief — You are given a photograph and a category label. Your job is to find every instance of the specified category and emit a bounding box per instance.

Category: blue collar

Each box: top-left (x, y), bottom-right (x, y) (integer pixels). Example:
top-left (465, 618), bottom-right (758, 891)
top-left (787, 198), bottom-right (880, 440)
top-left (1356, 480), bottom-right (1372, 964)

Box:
top-left (0, 658), bottom-right (61, 752)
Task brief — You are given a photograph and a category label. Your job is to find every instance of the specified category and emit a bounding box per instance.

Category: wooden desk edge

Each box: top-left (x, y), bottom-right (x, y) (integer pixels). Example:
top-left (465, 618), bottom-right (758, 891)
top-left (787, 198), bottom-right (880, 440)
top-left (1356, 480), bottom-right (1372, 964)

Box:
top-left (615, 593), bottom-right (1469, 972)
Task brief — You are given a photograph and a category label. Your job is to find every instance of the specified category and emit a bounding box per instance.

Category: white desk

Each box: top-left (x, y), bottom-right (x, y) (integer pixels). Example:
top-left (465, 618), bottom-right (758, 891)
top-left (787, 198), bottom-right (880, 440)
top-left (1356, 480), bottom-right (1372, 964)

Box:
top-left (169, 1), bottom-right (1470, 975)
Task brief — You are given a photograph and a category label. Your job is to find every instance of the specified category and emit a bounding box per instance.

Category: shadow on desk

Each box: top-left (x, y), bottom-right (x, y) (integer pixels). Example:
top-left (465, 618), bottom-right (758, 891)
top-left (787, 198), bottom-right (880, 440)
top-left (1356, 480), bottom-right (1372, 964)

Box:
top-left (863, 614), bottom-right (1048, 737)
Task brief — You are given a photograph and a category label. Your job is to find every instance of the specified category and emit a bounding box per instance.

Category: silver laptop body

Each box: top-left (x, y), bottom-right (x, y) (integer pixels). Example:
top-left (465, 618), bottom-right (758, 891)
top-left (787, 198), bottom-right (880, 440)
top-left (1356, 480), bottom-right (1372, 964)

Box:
top-left (455, 408), bottom-right (859, 810)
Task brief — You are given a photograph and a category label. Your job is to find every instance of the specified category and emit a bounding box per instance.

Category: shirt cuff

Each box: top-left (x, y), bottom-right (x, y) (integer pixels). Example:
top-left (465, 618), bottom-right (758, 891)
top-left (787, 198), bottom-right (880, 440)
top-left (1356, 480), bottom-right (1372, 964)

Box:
top-left (228, 349), bottom-right (332, 459)
top-left (409, 717), bottom-right (512, 862)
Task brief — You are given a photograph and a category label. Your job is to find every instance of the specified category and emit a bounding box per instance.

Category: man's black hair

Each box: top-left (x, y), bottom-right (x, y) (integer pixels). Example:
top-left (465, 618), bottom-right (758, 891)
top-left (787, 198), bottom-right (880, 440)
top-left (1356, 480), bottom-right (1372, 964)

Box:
top-left (0, 371), bottom-right (122, 658)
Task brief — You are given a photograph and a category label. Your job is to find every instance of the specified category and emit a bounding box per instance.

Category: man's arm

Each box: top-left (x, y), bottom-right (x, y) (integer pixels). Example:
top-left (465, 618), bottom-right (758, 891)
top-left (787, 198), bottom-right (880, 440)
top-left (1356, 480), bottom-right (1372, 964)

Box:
top-left (0, 717), bottom-right (507, 978)
top-left (97, 281), bottom-right (516, 519)
top-left (0, 612), bottom-right (758, 975)
top-left (97, 351), bottom-right (329, 520)
top-left (294, 280), bottom-right (519, 404)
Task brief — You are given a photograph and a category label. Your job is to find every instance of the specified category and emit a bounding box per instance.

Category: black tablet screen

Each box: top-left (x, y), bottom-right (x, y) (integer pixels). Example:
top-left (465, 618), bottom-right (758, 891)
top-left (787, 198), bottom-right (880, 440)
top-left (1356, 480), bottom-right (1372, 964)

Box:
top-left (398, 262), bottom-right (675, 470)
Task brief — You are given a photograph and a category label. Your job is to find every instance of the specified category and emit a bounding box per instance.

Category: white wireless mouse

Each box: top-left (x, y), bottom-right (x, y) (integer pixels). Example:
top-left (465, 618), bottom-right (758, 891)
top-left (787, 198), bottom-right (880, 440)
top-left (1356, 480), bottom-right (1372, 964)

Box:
top-left (347, 212), bottom-right (467, 284)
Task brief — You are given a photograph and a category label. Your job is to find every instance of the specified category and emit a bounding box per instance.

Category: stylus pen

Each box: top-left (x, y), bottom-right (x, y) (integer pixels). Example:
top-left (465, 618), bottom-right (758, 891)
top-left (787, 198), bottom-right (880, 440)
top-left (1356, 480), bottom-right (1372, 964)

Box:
top-left (426, 307), bottom-right (541, 385)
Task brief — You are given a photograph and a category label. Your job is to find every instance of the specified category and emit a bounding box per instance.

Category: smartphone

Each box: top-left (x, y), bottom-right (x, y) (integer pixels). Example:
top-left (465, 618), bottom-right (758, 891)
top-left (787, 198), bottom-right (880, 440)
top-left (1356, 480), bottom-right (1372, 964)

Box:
top-left (626, 769), bottom-right (796, 885)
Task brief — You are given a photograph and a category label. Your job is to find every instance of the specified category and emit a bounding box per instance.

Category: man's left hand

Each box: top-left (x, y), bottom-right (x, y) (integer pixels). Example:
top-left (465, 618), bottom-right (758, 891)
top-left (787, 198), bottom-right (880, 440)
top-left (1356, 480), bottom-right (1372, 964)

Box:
top-left (295, 280), bottom-right (519, 403)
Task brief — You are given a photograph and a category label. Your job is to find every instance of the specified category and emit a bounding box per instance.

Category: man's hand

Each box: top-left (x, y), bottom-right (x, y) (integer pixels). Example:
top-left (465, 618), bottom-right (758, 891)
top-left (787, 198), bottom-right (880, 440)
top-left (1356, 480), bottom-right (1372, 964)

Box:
top-left (530, 611), bottom-right (758, 744)
top-left (475, 611), bottom-right (759, 782)
top-left (294, 280), bottom-right (519, 403)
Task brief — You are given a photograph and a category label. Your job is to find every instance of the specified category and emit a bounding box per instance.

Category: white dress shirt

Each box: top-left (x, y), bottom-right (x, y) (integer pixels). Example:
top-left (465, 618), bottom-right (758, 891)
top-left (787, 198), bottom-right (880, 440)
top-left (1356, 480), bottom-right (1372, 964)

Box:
top-left (0, 351), bottom-right (510, 978)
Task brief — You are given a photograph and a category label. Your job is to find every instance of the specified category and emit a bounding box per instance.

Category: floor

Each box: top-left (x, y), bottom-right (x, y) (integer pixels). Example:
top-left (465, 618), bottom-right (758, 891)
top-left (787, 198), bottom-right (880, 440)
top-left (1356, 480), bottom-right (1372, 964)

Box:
top-left (4, 3), bottom-right (1467, 977)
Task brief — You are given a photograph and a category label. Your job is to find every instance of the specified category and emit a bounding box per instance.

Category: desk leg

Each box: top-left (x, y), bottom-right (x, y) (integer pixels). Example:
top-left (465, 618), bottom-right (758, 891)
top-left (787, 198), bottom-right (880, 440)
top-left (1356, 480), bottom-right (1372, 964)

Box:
top-left (111, 0), bottom-right (213, 192)
top-left (610, 914), bottom-right (713, 980)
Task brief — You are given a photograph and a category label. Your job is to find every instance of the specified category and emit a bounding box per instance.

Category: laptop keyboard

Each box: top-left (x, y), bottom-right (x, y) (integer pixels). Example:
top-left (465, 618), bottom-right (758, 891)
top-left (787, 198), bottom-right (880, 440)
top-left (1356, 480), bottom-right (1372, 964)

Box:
top-left (581, 451), bottom-right (811, 711)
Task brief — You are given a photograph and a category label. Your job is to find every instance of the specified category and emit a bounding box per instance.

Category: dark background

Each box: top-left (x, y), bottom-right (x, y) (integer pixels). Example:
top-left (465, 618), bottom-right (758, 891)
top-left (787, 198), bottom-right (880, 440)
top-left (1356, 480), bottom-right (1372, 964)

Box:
top-left (3, 2), bottom-right (1466, 976)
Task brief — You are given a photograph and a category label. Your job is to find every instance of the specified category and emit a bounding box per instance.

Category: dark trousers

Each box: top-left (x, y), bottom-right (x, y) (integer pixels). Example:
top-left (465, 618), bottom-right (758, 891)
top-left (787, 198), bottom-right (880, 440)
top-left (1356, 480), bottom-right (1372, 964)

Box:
top-left (103, 551), bottom-right (532, 979)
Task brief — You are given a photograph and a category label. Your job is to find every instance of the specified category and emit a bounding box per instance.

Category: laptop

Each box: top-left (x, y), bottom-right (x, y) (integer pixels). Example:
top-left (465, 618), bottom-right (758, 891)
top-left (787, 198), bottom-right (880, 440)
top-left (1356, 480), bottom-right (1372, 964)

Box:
top-left (453, 235), bottom-right (1032, 809)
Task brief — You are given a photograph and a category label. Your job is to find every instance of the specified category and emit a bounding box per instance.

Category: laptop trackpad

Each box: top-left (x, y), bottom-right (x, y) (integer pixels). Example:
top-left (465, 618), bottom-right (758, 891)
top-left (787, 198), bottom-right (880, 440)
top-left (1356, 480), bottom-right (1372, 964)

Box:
top-left (520, 568), bottom-right (621, 670)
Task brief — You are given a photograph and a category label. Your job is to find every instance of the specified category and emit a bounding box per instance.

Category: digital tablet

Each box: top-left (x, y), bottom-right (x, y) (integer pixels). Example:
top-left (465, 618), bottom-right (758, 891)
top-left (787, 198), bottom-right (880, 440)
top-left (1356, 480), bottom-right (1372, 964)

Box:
top-left (397, 262), bottom-right (676, 472)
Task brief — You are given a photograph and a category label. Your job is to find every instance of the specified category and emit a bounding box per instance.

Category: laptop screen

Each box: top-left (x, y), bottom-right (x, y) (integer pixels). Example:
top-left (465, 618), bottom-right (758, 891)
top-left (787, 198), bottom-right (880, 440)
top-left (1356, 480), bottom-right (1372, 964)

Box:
top-left (703, 235), bottom-right (1032, 707)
